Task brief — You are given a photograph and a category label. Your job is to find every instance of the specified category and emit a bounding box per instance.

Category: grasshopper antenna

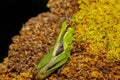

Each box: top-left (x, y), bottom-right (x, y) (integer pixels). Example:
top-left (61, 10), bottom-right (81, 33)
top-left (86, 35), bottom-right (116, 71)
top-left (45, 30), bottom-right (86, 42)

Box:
top-left (60, 0), bottom-right (69, 23)
top-left (64, 0), bottom-right (69, 23)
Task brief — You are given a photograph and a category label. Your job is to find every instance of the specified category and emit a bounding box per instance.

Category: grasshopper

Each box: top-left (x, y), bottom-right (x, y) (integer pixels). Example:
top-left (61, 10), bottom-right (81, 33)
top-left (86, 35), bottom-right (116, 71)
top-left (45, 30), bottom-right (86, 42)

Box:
top-left (32, 21), bottom-right (74, 80)
top-left (33, 0), bottom-right (74, 79)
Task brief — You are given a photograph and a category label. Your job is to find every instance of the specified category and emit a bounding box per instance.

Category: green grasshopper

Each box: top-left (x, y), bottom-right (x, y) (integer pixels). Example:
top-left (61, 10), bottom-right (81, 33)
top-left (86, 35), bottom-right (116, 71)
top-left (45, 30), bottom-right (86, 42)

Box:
top-left (33, 21), bottom-right (74, 80)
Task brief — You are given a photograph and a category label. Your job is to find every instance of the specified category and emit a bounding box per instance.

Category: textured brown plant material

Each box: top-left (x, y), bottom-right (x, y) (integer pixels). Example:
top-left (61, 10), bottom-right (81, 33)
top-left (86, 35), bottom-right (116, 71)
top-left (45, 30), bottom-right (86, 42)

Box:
top-left (1, 0), bottom-right (120, 80)
top-left (0, 0), bottom-right (78, 79)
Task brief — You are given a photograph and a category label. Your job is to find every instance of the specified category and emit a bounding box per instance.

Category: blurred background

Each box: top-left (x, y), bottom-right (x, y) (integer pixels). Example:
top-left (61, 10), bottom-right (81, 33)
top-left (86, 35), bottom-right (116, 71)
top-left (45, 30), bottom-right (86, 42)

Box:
top-left (0, 0), bottom-right (49, 62)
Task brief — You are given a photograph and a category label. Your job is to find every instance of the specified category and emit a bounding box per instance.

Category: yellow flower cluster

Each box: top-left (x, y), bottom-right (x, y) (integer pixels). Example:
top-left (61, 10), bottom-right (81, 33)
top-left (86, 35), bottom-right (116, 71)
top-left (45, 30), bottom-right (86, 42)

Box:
top-left (72, 0), bottom-right (120, 61)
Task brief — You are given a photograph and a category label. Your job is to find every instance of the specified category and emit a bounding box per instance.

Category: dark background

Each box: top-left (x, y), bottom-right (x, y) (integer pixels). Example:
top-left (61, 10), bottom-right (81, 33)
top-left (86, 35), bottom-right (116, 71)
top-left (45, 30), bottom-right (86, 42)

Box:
top-left (0, 0), bottom-right (49, 62)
